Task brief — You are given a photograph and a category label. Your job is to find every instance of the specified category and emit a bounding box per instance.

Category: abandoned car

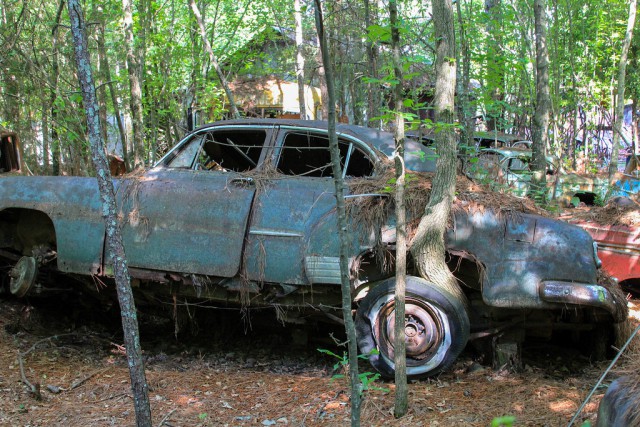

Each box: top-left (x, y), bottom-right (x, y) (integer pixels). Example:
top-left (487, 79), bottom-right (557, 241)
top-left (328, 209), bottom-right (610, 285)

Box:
top-left (0, 119), bottom-right (627, 379)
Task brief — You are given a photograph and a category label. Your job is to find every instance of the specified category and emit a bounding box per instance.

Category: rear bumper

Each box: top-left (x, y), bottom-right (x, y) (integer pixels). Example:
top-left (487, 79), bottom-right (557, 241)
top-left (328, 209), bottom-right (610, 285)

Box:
top-left (539, 281), bottom-right (628, 322)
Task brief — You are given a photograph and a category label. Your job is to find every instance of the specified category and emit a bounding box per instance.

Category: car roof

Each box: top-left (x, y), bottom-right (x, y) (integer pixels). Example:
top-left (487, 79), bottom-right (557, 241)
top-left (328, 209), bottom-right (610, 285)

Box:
top-left (481, 147), bottom-right (533, 157)
top-left (195, 119), bottom-right (437, 172)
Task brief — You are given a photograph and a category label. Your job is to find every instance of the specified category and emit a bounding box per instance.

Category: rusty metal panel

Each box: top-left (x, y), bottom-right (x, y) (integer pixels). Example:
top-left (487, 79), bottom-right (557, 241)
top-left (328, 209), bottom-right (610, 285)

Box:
top-left (113, 168), bottom-right (255, 277)
top-left (448, 209), bottom-right (599, 308)
top-left (0, 176), bottom-right (105, 274)
top-left (244, 176), bottom-right (337, 284)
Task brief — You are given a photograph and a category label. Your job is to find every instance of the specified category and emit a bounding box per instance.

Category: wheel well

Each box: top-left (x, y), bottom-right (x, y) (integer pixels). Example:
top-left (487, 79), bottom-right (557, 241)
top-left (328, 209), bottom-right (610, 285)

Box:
top-left (0, 208), bottom-right (57, 256)
top-left (352, 248), bottom-right (483, 292)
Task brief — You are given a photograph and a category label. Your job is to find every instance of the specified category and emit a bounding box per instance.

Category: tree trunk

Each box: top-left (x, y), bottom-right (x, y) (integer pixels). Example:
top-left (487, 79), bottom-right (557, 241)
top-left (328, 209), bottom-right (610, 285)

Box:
top-left (609, 0), bottom-right (637, 178)
top-left (364, 0), bottom-right (380, 128)
top-left (456, 0), bottom-right (474, 152)
top-left (410, 0), bottom-right (460, 296)
top-left (97, 16), bottom-right (129, 170)
top-left (388, 0), bottom-right (407, 418)
top-left (531, 0), bottom-right (551, 196)
top-left (484, 0), bottom-right (504, 131)
top-left (189, 0), bottom-right (241, 120)
top-left (41, 98), bottom-right (50, 173)
top-left (67, 1), bottom-right (152, 425)
top-left (123, 0), bottom-right (145, 169)
top-left (313, 2), bottom-right (361, 425)
top-left (50, 0), bottom-right (65, 176)
top-left (295, 0), bottom-right (307, 119)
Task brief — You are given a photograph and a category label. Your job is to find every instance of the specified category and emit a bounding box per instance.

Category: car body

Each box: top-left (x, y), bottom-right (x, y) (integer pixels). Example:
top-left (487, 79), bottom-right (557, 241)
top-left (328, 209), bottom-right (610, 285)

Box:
top-left (463, 147), bottom-right (615, 205)
top-left (0, 119), bottom-right (626, 378)
top-left (566, 217), bottom-right (640, 293)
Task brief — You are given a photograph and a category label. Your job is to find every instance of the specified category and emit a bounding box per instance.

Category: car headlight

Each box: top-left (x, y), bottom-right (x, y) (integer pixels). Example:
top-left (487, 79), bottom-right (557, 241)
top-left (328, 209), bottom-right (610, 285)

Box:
top-left (593, 241), bottom-right (602, 268)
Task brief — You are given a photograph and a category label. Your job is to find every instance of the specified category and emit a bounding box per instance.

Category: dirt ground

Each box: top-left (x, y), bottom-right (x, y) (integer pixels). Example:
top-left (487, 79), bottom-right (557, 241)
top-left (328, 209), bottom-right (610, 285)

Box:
top-left (0, 294), bottom-right (638, 427)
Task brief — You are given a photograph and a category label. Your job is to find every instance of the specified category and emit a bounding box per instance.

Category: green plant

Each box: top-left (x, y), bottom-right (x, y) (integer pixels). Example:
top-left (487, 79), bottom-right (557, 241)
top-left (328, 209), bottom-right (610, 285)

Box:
top-left (491, 415), bottom-right (516, 427)
top-left (317, 348), bottom-right (389, 394)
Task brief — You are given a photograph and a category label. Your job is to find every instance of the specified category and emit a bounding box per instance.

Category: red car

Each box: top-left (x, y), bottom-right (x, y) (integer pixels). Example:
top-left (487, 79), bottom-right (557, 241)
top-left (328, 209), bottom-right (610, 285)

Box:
top-left (568, 219), bottom-right (640, 292)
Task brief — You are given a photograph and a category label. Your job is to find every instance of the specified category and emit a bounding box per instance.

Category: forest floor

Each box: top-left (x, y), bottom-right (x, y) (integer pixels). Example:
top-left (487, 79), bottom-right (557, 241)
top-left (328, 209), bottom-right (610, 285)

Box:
top-left (0, 291), bottom-right (638, 427)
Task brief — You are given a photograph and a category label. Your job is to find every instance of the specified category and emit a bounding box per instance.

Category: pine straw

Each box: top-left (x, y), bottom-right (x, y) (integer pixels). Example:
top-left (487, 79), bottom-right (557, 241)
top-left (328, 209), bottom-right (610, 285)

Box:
top-left (347, 169), bottom-right (547, 242)
top-left (567, 199), bottom-right (640, 227)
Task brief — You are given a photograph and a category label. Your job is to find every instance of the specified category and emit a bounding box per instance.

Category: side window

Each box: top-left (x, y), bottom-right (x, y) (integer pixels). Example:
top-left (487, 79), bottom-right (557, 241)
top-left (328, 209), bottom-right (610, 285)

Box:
top-left (166, 129), bottom-right (266, 172)
top-left (166, 134), bottom-right (204, 168)
top-left (277, 131), bottom-right (374, 178)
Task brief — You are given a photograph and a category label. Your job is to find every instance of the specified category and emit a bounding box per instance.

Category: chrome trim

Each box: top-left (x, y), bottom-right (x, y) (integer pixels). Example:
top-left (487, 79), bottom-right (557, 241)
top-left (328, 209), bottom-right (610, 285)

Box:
top-left (596, 241), bottom-right (640, 256)
top-left (344, 193), bottom-right (389, 199)
top-left (248, 229), bottom-right (303, 237)
top-left (539, 281), bottom-right (624, 321)
top-left (304, 256), bottom-right (341, 284)
top-left (593, 241), bottom-right (602, 268)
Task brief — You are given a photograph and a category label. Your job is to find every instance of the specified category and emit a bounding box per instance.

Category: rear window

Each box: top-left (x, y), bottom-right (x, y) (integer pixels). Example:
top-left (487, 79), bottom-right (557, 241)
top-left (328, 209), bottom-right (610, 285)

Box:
top-left (276, 131), bottom-right (374, 178)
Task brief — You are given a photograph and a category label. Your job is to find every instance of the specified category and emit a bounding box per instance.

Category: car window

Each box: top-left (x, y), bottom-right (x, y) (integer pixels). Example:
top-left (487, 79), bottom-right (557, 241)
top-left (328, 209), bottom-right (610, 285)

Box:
top-left (166, 134), bottom-right (204, 168)
top-left (165, 129), bottom-right (266, 172)
top-left (509, 157), bottom-right (530, 172)
top-left (277, 131), bottom-right (374, 178)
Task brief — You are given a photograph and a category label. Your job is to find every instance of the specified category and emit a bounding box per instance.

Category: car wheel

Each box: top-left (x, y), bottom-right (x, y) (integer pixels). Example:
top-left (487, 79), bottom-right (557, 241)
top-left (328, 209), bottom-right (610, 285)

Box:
top-left (355, 276), bottom-right (470, 379)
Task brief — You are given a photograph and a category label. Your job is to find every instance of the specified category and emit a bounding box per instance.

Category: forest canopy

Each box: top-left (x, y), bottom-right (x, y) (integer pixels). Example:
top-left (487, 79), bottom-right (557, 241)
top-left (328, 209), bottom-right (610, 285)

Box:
top-left (0, 0), bottom-right (638, 176)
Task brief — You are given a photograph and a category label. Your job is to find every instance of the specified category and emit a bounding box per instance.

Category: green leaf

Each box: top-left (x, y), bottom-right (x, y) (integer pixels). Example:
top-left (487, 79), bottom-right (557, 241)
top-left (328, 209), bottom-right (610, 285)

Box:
top-left (366, 24), bottom-right (391, 43)
top-left (491, 415), bottom-right (516, 427)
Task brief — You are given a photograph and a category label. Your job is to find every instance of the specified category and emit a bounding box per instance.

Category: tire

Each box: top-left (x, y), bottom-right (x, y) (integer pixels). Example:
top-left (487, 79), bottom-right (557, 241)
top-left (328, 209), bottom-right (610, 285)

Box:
top-left (355, 276), bottom-right (470, 379)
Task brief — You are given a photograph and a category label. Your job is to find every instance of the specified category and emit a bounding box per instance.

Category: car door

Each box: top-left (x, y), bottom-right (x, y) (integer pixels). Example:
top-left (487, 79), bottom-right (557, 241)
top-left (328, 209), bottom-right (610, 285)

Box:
top-left (114, 125), bottom-right (272, 277)
top-left (243, 126), bottom-right (376, 285)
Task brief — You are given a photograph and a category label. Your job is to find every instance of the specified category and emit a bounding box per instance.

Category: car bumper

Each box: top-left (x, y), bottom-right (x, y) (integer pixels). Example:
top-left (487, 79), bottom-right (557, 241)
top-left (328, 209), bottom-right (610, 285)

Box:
top-left (539, 281), bottom-right (628, 322)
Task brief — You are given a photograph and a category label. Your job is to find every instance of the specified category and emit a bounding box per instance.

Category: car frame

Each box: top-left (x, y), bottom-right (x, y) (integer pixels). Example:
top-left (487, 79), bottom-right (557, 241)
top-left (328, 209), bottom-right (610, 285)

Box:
top-left (0, 119), bottom-right (626, 378)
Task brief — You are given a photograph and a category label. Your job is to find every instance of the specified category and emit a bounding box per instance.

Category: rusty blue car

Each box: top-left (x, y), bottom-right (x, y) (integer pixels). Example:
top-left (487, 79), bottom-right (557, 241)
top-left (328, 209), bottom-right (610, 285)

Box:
top-left (0, 119), bottom-right (627, 378)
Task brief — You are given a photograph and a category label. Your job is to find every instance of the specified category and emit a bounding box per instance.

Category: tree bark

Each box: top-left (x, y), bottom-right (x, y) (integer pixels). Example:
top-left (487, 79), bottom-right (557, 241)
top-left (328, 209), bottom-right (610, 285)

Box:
top-left (389, 0), bottom-right (407, 418)
top-left (484, 0), bottom-right (504, 131)
top-left (410, 0), bottom-right (460, 296)
top-left (123, 0), bottom-right (146, 169)
top-left (609, 0), bottom-right (637, 178)
top-left (189, 0), bottom-right (241, 120)
top-left (67, 1), bottom-right (152, 425)
top-left (50, 0), bottom-right (65, 176)
top-left (313, 1), bottom-right (361, 425)
top-left (97, 13), bottom-right (128, 170)
top-left (364, 0), bottom-right (380, 128)
top-left (532, 0), bottom-right (551, 196)
top-left (456, 0), bottom-right (474, 152)
top-left (295, 0), bottom-right (307, 119)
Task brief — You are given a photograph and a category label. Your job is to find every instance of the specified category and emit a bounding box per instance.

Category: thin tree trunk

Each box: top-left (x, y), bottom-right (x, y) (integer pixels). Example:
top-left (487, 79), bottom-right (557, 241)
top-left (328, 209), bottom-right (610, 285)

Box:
top-left (364, 0), bottom-right (380, 128)
top-left (41, 97), bottom-right (50, 173)
top-left (97, 16), bottom-right (128, 170)
top-left (389, 0), bottom-right (407, 418)
top-left (50, 0), bottom-right (65, 176)
top-left (609, 0), bottom-right (637, 178)
top-left (189, 0), bottom-right (241, 120)
top-left (123, 0), bottom-right (145, 169)
top-left (316, 40), bottom-right (329, 120)
top-left (410, 0), bottom-right (459, 295)
top-left (67, 1), bottom-right (152, 425)
top-left (313, 1), bottom-right (361, 425)
top-left (295, 0), bottom-right (307, 119)
top-left (484, 0), bottom-right (504, 131)
top-left (456, 0), bottom-right (474, 152)
top-left (531, 0), bottom-right (550, 196)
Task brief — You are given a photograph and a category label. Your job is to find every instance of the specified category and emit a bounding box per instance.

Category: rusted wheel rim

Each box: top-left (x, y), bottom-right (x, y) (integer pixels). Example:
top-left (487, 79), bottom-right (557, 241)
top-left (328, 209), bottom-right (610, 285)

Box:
top-left (374, 297), bottom-right (445, 364)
